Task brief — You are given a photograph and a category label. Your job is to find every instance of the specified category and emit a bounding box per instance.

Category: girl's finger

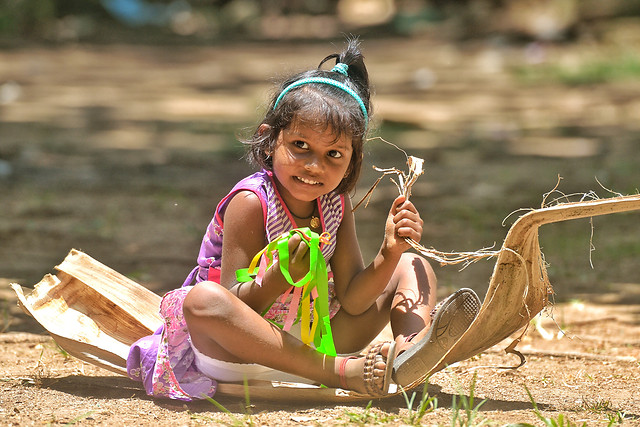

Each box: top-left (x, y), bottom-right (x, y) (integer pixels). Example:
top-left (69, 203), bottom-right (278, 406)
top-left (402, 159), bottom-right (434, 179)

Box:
top-left (396, 200), bottom-right (419, 214)
top-left (394, 209), bottom-right (423, 226)
top-left (288, 233), bottom-right (302, 252)
top-left (391, 195), bottom-right (406, 214)
top-left (290, 237), bottom-right (309, 263)
top-left (396, 217), bottom-right (422, 232)
top-left (397, 224), bottom-right (422, 241)
top-left (396, 215), bottom-right (423, 234)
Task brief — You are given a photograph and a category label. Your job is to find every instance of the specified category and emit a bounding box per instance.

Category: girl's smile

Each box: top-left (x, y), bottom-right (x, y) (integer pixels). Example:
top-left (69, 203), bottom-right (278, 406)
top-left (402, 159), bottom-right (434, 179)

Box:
top-left (268, 119), bottom-right (353, 214)
top-left (294, 176), bottom-right (321, 185)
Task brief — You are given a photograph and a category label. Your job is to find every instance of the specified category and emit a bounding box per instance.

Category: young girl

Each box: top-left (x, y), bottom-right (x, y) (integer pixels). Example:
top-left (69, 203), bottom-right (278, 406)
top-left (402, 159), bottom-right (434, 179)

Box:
top-left (127, 39), bottom-right (480, 401)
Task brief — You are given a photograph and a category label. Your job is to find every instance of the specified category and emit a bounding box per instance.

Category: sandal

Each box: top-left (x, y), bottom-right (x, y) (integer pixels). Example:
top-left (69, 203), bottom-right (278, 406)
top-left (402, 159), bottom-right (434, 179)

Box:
top-left (339, 341), bottom-right (397, 396)
top-left (392, 288), bottom-right (480, 387)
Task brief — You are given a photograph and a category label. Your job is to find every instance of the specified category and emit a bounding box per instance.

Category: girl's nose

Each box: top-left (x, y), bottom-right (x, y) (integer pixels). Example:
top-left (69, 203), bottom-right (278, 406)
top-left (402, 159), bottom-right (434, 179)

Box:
top-left (304, 154), bottom-right (322, 172)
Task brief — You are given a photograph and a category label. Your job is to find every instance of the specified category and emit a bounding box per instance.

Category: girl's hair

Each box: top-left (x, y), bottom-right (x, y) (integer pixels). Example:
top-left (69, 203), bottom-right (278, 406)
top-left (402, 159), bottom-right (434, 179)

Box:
top-left (243, 38), bottom-right (372, 194)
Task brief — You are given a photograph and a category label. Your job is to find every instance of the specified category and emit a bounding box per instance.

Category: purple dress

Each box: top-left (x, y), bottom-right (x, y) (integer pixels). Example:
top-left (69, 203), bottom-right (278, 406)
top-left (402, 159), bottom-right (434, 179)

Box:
top-left (127, 170), bottom-right (344, 400)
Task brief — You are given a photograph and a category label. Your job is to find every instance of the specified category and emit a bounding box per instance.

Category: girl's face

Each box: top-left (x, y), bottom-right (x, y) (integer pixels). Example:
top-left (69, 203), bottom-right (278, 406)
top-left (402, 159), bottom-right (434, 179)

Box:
top-left (268, 119), bottom-right (353, 209)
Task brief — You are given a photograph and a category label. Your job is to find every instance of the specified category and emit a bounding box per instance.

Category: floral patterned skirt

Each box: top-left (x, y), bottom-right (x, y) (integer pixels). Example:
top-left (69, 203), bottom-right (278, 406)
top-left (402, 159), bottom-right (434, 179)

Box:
top-left (127, 286), bottom-right (217, 401)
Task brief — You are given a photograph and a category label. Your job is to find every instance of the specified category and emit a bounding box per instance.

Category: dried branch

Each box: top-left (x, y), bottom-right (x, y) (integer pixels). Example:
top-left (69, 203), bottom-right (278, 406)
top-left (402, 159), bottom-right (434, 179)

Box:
top-left (356, 154), bottom-right (499, 266)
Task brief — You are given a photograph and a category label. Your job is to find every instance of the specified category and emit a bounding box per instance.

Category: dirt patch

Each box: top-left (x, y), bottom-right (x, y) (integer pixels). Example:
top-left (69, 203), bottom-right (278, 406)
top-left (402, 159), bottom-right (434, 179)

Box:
top-left (1, 294), bottom-right (639, 425)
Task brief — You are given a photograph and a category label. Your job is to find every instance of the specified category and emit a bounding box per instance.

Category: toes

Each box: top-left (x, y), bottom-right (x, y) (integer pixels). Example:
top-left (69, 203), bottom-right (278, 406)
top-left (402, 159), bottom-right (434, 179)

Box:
top-left (338, 341), bottom-right (395, 395)
top-left (363, 341), bottom-right (395, 396)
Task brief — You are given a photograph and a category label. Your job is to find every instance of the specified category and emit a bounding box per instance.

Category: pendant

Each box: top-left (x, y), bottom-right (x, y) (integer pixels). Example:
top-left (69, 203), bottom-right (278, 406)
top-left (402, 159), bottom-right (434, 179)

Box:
top-left (310, 216), bottom-right (320, 229)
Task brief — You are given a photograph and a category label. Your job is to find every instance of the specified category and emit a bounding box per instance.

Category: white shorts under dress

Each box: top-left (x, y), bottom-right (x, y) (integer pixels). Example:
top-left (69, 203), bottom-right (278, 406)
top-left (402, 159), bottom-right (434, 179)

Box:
top-left (189, 322), bottom-right (314, 384)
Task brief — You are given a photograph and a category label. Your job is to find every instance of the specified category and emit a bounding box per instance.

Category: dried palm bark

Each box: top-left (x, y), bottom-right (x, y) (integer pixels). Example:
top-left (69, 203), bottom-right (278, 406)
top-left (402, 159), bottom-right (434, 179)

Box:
top-left (11, 250), bottom-right (162, 375)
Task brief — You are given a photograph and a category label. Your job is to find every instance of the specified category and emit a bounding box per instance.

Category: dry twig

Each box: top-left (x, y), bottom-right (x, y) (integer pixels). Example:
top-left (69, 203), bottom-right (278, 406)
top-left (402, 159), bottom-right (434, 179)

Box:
top-left (356, 154), bottom-right (499, 267)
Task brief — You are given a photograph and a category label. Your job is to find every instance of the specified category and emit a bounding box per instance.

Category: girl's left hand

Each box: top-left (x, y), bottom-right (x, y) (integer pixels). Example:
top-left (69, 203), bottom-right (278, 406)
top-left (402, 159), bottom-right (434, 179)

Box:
top-left (383, 195), bottom-right (423, 256)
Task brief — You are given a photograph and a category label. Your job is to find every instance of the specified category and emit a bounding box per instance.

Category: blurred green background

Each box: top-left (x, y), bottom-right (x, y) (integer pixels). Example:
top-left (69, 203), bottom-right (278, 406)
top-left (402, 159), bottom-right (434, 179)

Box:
top-left (1, 0), bottom-right (640, 324)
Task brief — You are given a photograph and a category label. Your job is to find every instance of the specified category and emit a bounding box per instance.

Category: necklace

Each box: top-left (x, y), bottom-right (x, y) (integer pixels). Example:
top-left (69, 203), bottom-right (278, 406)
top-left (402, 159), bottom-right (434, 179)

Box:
top-left (291, 204), bottom-right (321, 229)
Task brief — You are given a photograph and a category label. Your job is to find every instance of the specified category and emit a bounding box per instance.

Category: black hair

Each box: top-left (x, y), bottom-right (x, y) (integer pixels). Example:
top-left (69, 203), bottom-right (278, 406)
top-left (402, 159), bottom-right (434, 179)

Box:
top-left (243, 37), bottom-right (372, 194)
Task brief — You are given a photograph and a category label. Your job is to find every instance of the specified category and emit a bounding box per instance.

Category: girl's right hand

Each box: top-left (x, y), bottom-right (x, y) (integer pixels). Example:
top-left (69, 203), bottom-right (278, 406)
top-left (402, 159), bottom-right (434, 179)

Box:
top-left (280, 232), bottom-right (311, 284)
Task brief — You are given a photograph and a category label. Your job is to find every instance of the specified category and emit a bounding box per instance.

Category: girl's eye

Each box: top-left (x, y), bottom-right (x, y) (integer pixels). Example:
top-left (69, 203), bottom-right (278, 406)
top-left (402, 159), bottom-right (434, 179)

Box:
top-left (328, 150), bottom-right (342, 159)
top-left (293, 141), bottom-right (308, 149)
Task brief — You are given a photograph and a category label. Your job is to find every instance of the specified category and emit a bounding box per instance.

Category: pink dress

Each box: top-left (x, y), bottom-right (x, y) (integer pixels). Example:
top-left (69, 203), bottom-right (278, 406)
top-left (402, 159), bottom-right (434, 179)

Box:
top-left (127, 170), bottom-right (344, 400)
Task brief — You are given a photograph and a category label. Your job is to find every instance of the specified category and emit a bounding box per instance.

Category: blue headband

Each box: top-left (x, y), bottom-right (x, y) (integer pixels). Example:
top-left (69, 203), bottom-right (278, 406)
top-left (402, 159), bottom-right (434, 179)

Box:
top-left (273, 63), bottom-right (368, 127)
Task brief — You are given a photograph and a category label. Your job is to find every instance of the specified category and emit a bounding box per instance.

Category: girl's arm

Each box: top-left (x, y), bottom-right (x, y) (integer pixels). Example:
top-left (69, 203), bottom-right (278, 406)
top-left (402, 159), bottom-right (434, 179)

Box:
top-left (330, 195), bottom-right (423, 315)
top-left (219, 191), bottom-right (293, 313)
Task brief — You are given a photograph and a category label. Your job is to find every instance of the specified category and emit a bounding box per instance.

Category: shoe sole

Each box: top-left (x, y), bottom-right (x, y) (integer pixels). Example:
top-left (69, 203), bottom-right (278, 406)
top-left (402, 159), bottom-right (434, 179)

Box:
top-left (392, 288), bottom-right (480, 387)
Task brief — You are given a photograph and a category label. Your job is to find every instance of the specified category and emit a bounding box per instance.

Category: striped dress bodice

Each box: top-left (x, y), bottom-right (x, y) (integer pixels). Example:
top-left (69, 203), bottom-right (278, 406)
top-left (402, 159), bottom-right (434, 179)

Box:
top-left (194, 170), bottom-right (344, 321)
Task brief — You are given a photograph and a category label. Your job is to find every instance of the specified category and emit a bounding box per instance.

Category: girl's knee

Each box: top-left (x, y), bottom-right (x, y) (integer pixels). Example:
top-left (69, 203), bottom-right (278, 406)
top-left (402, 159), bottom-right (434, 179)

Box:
top-left (183, 281), bottom-right (232, 320)
top-left (398, 253), bottom-right (434, 276)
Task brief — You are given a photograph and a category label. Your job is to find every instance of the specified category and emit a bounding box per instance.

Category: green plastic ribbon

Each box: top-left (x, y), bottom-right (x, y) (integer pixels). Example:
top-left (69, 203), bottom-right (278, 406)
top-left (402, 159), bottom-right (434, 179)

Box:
top-left (235, 228), bottom-right (336, 356)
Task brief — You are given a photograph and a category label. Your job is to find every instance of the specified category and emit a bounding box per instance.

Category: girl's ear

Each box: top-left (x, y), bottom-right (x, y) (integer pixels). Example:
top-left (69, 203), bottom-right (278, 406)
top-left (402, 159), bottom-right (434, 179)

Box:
top-left (258, 124), bottom-right (271, 136)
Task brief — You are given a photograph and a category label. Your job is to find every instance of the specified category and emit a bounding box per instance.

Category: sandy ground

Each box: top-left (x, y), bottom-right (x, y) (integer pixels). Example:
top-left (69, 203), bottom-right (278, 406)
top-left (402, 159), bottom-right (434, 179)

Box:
top-left (1, 294), bottom-right (639, 425)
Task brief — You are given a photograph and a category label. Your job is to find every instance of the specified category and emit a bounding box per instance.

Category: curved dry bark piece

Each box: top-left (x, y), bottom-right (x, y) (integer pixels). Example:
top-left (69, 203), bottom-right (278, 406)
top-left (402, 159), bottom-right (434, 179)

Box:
top-left (400, 194), bottom-right (640, 390)
top-left (11, 249), bottom-right (162, 376)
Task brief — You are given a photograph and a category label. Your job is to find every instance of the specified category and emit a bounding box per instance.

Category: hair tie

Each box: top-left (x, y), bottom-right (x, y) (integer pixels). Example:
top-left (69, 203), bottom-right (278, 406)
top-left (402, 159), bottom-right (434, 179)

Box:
top-left (273, 77), bottom-right (368, 128)
top-left (331, 63), bottom-right (349, 76)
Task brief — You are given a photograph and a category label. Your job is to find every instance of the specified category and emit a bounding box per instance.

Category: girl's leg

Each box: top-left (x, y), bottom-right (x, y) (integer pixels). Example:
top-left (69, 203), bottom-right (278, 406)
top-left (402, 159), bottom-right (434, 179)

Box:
top-left (182, 281), bottom-right (392, 394)
top-left (330, 253), bottom-right (437, 353)
top-left (330, 253), bottom-right (478, 387)
top-left (382, 252), bottom-right (478, 355)
top-left (389, 253), bottom-right (438, 343)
